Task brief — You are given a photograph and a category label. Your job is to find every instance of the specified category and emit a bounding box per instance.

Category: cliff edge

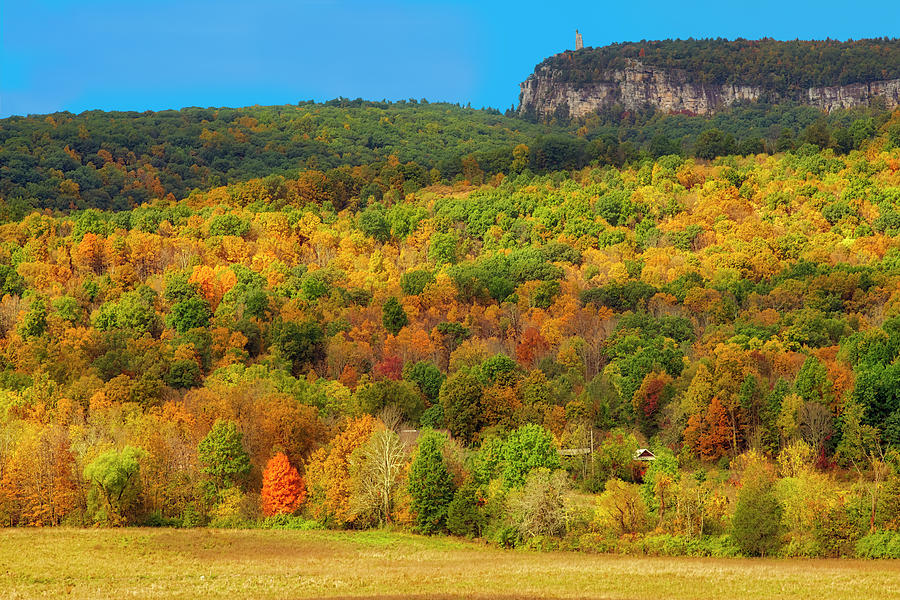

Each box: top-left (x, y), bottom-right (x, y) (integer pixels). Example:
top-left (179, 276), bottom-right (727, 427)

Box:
top-left (518, 39), bottom-right (900, 119)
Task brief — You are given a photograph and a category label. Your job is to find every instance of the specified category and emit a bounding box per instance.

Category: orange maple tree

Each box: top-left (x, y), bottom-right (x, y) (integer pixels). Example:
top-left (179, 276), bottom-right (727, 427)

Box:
top-left (261, 452), bottom-right (306, 517)
top-left (684, 396), bottom-right (733, 462)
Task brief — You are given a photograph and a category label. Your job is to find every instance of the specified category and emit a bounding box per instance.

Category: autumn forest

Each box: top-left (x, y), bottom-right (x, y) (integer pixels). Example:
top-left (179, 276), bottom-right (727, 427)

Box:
top-left (4, 38), bottom-right (900, 565)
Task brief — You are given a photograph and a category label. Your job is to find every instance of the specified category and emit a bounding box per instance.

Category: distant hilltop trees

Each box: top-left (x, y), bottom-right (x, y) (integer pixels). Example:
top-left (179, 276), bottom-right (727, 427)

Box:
top-left (540, 38), bottom-right (900, 90)
top-left (518, 38), bottom-right (900, 120)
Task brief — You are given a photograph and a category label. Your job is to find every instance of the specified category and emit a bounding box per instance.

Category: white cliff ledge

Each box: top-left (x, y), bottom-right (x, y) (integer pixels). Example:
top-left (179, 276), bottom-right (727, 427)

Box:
top-left (518, 59), bottom-right (900, 119)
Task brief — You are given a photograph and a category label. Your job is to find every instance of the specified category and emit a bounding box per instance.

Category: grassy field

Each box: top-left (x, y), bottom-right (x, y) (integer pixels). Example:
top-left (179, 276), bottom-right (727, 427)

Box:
top-left (2, 528), bottom-right (899, 600)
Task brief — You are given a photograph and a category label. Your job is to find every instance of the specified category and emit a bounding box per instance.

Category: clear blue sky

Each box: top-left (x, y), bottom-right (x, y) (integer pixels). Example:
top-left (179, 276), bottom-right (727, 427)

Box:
top-left (2, 0), bottom-right (898, 117)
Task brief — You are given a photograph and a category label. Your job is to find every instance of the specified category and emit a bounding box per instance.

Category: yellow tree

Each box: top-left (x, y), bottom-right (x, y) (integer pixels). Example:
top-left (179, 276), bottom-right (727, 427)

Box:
top-left (304, 415), bottom-right (376, 527)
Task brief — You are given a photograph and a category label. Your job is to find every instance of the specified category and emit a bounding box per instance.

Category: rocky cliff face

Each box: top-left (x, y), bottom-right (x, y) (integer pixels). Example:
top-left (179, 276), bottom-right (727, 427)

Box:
top-left (518, 59), bottom-right (900, 119)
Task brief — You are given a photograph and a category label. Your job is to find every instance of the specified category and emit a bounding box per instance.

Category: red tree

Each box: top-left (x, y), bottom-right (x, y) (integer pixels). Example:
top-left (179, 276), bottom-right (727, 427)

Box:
top-left (374, 355), bottom-right (402, 381)
top-left (261, 452), bottom-right (306, 517)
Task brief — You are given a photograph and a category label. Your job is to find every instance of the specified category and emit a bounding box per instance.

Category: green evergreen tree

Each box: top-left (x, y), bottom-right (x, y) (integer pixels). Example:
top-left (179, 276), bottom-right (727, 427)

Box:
top-left (446, 482), bottom-right (484, 537)
top-left (382, 297), bottom-right (409, 336)
top-left (408, 430), bottom-right (455, 534)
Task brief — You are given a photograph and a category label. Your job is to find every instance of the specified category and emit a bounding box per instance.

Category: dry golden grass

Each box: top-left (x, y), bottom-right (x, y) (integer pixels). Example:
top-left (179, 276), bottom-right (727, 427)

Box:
top-left (1, 528), bottom-right (899, 599)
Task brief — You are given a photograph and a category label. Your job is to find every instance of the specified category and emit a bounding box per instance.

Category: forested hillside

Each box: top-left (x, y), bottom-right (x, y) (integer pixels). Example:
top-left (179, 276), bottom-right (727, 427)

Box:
top-left (3, 96), bottom-right (897, 219)
top-left (0, 101), bottom-right (583, 213)
top-left (2, 110), bottom-right (900, 558)
top-left (570, 101), bottom-right (895, 161)
top-left (540, 38), bottom-right (900, 89)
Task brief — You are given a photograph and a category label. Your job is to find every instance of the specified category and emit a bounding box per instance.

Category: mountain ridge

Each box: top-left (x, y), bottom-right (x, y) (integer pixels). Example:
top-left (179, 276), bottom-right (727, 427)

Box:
top-left (518, 38), bottom-right (900, 119)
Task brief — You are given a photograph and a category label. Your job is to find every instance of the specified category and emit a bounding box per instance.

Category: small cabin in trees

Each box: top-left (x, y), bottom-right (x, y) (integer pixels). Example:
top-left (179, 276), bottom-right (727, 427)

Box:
top-left (633, 448), bottom-right (656, 461)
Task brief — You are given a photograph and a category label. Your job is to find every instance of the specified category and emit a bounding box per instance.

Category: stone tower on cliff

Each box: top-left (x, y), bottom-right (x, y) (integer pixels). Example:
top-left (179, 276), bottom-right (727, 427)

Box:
top-left (575, 30), bottom-right (583, 51)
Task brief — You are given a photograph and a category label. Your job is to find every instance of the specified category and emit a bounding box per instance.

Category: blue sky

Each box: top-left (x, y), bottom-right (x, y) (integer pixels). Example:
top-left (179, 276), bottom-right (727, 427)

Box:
top-left (2, 0), bottom-right (898, 117)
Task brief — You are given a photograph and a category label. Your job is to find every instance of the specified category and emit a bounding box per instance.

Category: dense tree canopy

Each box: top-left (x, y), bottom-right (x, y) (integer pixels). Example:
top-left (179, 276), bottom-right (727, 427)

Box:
top-left (1, 103), bottom-right (900, 558)
top-left (3, 87), bottom-right (894, 219)
top-left (540, 38), bottom-right (900, 89)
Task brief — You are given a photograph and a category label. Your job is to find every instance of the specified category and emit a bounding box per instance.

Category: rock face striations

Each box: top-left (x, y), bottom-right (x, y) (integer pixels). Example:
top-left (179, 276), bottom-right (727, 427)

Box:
top-left (518, 57), bottom-right (900, 119)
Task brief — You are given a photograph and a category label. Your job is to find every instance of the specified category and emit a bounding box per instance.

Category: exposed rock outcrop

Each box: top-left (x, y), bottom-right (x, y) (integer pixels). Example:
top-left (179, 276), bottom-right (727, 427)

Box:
top-left (518, 58), bottom-right (900, 119)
